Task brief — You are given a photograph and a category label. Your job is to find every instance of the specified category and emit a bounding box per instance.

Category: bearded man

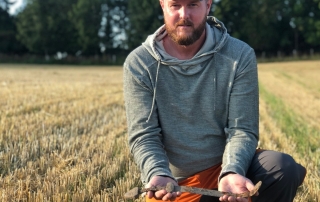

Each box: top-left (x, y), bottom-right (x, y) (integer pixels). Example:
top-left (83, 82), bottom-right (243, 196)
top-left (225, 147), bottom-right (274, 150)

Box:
top-left (123, 0), bottom-right (306, 201)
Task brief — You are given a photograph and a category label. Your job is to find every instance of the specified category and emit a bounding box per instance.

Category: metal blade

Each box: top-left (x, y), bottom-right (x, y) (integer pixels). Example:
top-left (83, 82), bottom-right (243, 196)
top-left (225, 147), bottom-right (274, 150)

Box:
top-left (177, 185), bottom-right (224, 197)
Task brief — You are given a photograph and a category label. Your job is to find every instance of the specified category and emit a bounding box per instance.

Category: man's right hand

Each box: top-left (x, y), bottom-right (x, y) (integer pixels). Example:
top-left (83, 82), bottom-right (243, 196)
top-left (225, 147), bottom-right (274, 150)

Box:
top-left (146, 175), bottom-right (181, 201)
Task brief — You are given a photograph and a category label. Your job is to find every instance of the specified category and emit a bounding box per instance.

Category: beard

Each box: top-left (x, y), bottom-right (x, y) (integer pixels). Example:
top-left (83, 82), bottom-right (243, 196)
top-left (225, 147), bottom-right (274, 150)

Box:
top-left (165, 16), bottom-right (207, 46)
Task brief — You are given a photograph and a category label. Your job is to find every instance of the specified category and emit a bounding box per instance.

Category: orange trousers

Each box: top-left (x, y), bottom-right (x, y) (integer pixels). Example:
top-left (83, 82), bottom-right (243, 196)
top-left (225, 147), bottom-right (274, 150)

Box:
top-left (145, 158), bottom-right (258, 202)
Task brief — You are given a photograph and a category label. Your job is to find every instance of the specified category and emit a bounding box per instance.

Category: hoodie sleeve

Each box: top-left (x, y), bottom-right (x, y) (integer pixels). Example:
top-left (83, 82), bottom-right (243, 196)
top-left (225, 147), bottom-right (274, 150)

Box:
top-left (220, 47), bottom-right (259, 181)
top-left (123, 57), bottom-right (174, 184)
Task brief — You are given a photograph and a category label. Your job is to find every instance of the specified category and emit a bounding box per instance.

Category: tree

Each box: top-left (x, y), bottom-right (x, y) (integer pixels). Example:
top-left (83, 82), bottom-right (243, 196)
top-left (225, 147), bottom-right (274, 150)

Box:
top-left (15, 0), bottom-right (80, 55)
top-left (69, 0), bottom-right (104, 55)
top-left (212, 0), bottom-right (288, 54)
top-left (6, 0), bottom-right (320, 58)
top-left (68, 0), bottom-right (130, 56)
top-left (126, 0), bottom-right (163, 50)
top-left (295, 0), bottom-right (320, 51)
top-left (102, 0), bottom-right (128, 51)
top-left (212, 0), bottom-right (320, 55)
top-left (15, 0), bottom-right (129, 57)
top-left (0, 0), bottom-right (26, 54)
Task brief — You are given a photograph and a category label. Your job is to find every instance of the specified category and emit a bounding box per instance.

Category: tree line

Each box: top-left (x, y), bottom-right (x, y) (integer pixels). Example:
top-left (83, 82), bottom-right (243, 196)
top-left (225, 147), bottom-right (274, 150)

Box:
top-left (1, 0), bottom-right (320, 64)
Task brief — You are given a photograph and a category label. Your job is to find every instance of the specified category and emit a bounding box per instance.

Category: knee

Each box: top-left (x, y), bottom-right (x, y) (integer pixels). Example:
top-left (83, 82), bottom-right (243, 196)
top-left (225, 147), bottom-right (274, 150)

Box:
top-left (275, 152), bottom-right (295, 171)
top-left (264, 151), bottom-right (306, 186)
top-left (250, 151), bottom-right (306, 202)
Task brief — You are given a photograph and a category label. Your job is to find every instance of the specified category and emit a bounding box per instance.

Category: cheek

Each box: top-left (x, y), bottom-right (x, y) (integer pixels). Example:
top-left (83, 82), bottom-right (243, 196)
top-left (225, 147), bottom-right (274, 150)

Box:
top-left (164, 11), bottom-right (178, 21)
top-left (195, 13), bottom-right (207, 23)
top-left (164, 13), bottom-right (179, 25)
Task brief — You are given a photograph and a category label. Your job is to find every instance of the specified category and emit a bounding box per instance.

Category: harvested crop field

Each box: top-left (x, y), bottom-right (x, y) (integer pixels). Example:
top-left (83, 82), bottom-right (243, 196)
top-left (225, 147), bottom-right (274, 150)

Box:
top-left (0, 61), bottom-right (319, 201)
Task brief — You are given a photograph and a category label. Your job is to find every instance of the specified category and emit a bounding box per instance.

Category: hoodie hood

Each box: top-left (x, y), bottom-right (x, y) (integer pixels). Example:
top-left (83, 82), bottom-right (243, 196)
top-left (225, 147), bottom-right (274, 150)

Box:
top-left (142, 16), bottom-right (229, 74)
top-left (141, 16), bottom-right (229, 122)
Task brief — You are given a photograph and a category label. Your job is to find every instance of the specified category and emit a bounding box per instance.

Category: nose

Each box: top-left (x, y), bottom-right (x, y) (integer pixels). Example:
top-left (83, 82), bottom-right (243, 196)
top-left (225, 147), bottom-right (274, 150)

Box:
top-left (178, 6), bottom-right (189, 19)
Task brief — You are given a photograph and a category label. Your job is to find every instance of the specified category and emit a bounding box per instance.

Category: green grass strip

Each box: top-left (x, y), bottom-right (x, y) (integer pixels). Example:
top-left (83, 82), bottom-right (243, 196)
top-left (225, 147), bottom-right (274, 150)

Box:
top-left (259, 83), bottom-right (319, 154)
top-left (277, 71), bottom-right (320, 94)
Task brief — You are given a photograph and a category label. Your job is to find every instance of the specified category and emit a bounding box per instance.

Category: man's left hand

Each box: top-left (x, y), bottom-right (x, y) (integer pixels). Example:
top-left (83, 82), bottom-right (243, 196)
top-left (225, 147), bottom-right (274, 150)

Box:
top-left (218, 173), bottom-right (258, 202)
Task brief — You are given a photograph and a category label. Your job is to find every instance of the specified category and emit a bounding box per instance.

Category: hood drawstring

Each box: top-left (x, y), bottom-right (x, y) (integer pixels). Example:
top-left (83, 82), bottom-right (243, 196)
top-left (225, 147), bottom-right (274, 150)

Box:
top-left (146, 60), bottom-right (161, 122)
top-left (213, 55), bottom-right (217, 111)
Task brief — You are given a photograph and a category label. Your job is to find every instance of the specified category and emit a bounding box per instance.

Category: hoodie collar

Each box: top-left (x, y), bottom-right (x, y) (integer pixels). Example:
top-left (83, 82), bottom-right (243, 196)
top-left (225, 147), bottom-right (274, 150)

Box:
top-left (154, 23), bottom-right (216, 64)
top-left (142, 16), bottom-right (229, 67)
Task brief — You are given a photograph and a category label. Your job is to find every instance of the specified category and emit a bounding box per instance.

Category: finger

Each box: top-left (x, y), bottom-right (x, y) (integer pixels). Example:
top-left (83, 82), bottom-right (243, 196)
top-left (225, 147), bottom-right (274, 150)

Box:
top-left (147, 190), bottom-right (154, 199)
top-left (245, 180), bottom-right (255, 192)
top-left (162, 191), bottom-right (181, 201)
top-left (154, 189), bottom-right (167, 199)
top-left (169, 192), bottom-right (178, 199)
top-left (245, 180), bottom-right (259, 196)
top-left (162, 192), bottom-right (174, 201)
top-left (219, 196), bottom-right (224, 201)
top-left (219, 195), bottom-right (225, 201)
top-left (219, 195), bottom-right (229, 201)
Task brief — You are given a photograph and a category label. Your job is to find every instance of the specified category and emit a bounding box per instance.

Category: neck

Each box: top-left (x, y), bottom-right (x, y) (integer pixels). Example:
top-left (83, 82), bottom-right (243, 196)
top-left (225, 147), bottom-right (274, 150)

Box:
top-left (163, 30), bottom-right (206, 60)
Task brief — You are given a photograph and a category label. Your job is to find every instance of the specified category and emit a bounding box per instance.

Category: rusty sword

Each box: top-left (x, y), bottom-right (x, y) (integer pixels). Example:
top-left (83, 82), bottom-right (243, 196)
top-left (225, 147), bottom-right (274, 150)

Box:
top-left (124, 181), bottom-right (262, 199)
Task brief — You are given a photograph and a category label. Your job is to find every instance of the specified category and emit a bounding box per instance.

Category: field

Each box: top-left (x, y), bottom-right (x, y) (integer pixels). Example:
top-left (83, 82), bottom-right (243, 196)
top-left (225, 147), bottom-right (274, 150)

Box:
top-left (0, 61), bottom-right (319, 202)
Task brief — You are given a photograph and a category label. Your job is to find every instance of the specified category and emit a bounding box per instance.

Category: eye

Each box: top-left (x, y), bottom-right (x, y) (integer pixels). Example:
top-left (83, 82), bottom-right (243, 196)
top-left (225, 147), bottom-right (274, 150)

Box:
top-left (189, 3), bottom-right (198, 7)
top-left (171, 4), bottom-right (180, 8)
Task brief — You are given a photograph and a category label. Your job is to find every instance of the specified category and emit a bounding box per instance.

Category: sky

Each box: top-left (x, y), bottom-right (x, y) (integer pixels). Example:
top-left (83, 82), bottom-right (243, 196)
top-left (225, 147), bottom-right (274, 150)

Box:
top-left (8, 0), bottom-right (24, 15)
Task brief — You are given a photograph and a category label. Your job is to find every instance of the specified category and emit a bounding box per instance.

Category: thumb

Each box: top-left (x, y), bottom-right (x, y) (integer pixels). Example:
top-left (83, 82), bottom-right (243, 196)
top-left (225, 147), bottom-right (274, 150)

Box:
top-left (245, 180), bottom-right (259, 196)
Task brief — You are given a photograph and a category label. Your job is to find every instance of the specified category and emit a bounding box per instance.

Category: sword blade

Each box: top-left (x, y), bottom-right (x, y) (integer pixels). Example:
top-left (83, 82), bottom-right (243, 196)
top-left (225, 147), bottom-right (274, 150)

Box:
top-left (177, 186), bottom-right (224, 197)
top-left (124, 181), bottom-right (262, 199)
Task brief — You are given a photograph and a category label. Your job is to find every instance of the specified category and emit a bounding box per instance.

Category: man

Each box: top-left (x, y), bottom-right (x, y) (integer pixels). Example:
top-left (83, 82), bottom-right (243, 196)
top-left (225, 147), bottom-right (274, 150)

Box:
top-left (123, 0), bottom-right (306, 201)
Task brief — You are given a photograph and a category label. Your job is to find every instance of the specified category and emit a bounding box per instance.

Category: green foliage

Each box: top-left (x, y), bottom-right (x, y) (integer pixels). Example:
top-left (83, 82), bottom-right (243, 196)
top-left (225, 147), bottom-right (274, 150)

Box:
top-left (302, 0), bottom-right (320, 46)
top-left (126, 0), bottom-right (163, 49)
top-left (259, 83), bottom-right (319, 153)
top-left (1, 0), bottom-right (320, 59)
top-left (14, 0), bottom-right (128, 57)
top-left (15, 0), bottom-right (80, 55)
top-left (0, 7), bottom-right (16, 53)
top-left (212, 0), bottom-right (320, 55)
top-left (69, 0), bottom-right (103, 55)
top-left (100, 0), bottom-right (128, 51)
top-left (0, 2), bottom-right (26, 54)
top-left (212, 1), bottom-right (288, 53)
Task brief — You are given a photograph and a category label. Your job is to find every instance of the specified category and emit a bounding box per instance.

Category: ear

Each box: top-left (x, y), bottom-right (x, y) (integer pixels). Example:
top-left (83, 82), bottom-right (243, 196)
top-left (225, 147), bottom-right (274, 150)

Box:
top-left (159, 0), bottom-right (165, 10)
top-left (206, 0), bottom-right (212, 15)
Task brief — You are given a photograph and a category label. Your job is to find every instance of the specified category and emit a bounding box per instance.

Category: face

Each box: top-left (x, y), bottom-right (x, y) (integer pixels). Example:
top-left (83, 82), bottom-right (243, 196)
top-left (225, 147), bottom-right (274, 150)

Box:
top-left (160, 0), bottom-right (212, 46)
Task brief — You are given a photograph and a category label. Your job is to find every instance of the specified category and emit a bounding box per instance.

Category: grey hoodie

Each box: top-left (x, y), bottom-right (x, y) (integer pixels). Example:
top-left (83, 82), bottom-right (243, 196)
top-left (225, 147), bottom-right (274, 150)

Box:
top-left (123, 17), bottom-right (259, 184)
